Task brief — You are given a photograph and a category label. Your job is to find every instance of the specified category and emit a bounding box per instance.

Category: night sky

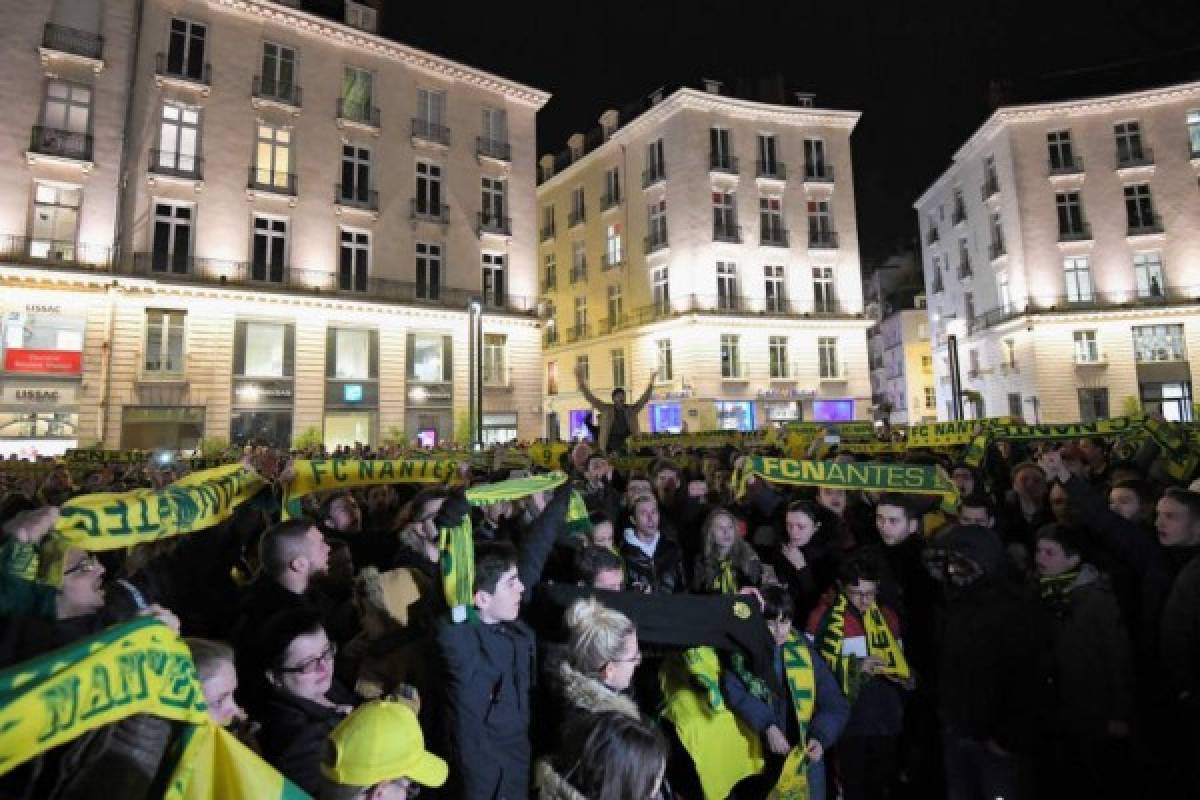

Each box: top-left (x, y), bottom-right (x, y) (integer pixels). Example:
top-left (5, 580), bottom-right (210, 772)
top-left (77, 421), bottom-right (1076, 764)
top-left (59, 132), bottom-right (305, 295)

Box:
top-left (372, 0), bottom-right (1200, 265)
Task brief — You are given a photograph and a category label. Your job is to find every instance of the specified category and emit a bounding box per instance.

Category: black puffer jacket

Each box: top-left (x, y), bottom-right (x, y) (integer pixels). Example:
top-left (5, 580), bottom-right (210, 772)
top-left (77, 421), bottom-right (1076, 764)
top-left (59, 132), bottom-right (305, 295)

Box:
top-left (620, 531), bottom-right (685, 594)
top-left (256, 681), bottom-right (355, 797)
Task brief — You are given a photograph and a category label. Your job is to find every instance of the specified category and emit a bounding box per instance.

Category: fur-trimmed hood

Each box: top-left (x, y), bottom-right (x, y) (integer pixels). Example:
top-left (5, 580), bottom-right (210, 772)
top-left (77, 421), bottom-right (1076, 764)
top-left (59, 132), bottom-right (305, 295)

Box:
top-left (535, 759), bottom-right (588, 800)
top-left (557, 660), bottom-right (640, 719)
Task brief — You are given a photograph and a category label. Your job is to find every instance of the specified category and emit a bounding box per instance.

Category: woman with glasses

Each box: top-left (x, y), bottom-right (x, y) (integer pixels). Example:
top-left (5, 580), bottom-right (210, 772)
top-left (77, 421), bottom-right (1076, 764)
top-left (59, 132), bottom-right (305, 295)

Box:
top-left (256, 607), bottom-right (358, 797)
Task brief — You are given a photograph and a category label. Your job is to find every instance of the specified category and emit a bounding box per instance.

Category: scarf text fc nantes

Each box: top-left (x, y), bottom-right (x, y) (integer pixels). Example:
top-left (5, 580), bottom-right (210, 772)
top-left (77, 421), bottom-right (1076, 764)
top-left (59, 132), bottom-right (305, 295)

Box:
top-left (39, 463), bottom-right (265, 586)
top-left (283, 458), bottom-right (464, 519)
top-left (770, 633), bottom-right (817, 800)
top-left (812, 593), bottom-right (910, 700)
top-left (734, 457), bottom-right (958, 503)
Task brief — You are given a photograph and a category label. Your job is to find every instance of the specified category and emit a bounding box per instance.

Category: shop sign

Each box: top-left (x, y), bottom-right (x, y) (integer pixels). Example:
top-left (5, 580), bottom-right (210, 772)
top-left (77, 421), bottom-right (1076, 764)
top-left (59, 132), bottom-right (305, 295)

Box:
top-left (0, 383), bottom-right (78, 406)
top-left (765, 402), bottom-right (800, 421)
top-left (326, 381), bottom-right (378, 408)
top-left (233, 380), bottom-right (293, 408)
top-left (4, 349), bottom-right (82, 375)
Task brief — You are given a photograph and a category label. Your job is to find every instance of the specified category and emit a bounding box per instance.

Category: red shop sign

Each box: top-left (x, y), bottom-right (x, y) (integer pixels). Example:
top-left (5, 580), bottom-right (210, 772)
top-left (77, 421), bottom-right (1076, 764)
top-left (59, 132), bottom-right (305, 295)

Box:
top-left (4, 348), bottom-right (82, 375)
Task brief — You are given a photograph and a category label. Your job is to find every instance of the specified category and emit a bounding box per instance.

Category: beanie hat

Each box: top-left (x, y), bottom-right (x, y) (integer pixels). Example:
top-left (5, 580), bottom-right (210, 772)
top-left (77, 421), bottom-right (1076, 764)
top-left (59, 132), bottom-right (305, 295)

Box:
top-left (355, 567), bottom-right (427, 627)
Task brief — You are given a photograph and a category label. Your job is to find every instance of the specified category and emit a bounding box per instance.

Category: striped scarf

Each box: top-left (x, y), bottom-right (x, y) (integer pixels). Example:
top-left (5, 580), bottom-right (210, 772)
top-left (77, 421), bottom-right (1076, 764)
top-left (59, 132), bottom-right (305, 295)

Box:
top-left (811, 592), bottom-right (910, 700)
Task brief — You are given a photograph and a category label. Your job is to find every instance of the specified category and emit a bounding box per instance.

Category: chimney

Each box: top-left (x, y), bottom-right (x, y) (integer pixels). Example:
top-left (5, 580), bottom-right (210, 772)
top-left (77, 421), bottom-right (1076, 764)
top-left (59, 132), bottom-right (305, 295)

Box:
top-left (567, 133), bottom-right (584, 161)
top-left (702, 78), bottom-right (722, 94)
top-left (794, 92), bottom-right (815, 108)
top-left (648, 87), bottom-right (664, 106)
top-left (598, 109), bottom-right (619, 139)
top-left (538, 154), bottom-right (555, 181)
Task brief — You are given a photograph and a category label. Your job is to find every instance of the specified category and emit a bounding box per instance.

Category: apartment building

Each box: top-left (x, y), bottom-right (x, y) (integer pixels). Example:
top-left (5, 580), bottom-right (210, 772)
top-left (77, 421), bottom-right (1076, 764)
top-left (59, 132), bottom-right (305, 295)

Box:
top-left (916, 79), bottom-right (1200, 423)
top-left (537, 82), bottom-right (870, 437)
top-left (0, 0), bottom-right (549, 456)
top-left (868, 294), bottom-right (935, 425)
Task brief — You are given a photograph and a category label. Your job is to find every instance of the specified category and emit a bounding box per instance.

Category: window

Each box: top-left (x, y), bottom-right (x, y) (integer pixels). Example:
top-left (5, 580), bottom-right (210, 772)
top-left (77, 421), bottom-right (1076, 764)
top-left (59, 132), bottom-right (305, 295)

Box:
top-left (570, 187), bottom-right (585, 226)
top-left (1189, 110), bottom-right (1200, 157)
top-left (339, 228), bottom-right (369, 291)
top-left (606, 284), bottom-right (623, 325)
top-left (166, 18), bottom-right (207, 80)
top-left (331, 328), bottom-right (372, 380)
top-left (481, 177), bottom-right (506, 228)
top-left (952, 187), bottom-right (966, 223)
top-left (964, 292), bottom-right (975, 322)
top-left (1124, 184), bottom-right (1158, 232)
top-left (253, 124), bottom-right (292, 189)
top-left (717, 261), bottom-right (738, 310)
top-left (543, 302), bottom-right (557, 343)
top-left (989, 212), bottom-right (1005, 258)
top-left (1056, 191), bottom-right (1086, 237)
top-left (251, 215), bottom-right (287, 283)
top-left (610, 349), bottom-right (626, 389)
top-left (931, 256), bottom-right (944, 293)
top-left (415, 242), bottom-right (441, 300)
top-left (712, 191), bottom-right (737, 239)
top-left (757, 134), bottom-right (779, 176)
top-left (416, 88), bottom-right (446, 126)
top-left (340, 145), bottom-right (371, 204)
top-left (573, 296), bottom-right (587, 331)
top-left (656, 339), bottom-right (673, 382)
top-left (484, 334), bottom-right (507, 386)
top-left (764, 265), bottom-right (786, 312)
top-left (957, 238), bottom-right (972, 278)
top-left (541, 205), bottom-right (555, 240)
top-left (924, 387), bottom-right (937, 409)
top-left (1134, 252), bottom-right (1165, 298)
top-left (157, 103), bottom-right (200, 174)
top-left (259, 42), bottom-right (296, 101)
top-left (542, 252), bottom-right (557, 291)
top-left (242, 321), bottom-right (287, 378)
top-left (1003, 339), bottom-right (1017, 369)
top-left (1074, 330), bottom-right (1099, 363)
top-left (1063, 256), bottom-right (1094, 303)
top-left (812, 266), bottom-right (835, 312)
top-left (144, 310), bottom-right (185, 376)
top-left (571, 241), bottom-right (587, 282)
top-left (341, 67), bottom-right (373, 122)
top-left (603, 167), bottom-right (621, 207)
top-left (968, 349), bottom-right (980, 375)
top-left (807, 199), bottom-right (833, 244)
top-left (1140, 382), bottom-right (1194, 423)
top-left (415, 161), bottom-right (443, 217)
top-left (1047, 130), bottom-right (1075, 171)
top-left (575, 355), bottom-right (589, 384)
top-left (710, 127), bottom-right (733, 170)
top-left (482, 253), bottom-right (505, 307)
top-left (644, 138), bottom-right (666, 183)
top-left (547, 361), bottom-right (558, 395)
top-left (818, 337), bottom-right (839, 379)
top-left (31, 184), bottom-right (82, 260)
top-left (345, 1), bottom-right (378, 32)
top-left (150, 201), bottom-right (191, 273)
top-left (482, 107), bottom-right (508, 147)
top-left (647, 199), bottom-right (668, 248)
top-left (1078, 388), bottom-right (1109, 423)
top-left (720, 334), bottom-right (741, 378)
top-left (1133, 324), bottom-right (1186, 362)
top-left (43, 81), bottom-right (91, 135)
top-left (760, 197), bottom-right (785, 244)
top-left (605, 223), bottom-right (623, 267)
top-left (1114, 121), bottom-right (1146, 165)
top-left (997, 271), bottom-right (1012, 312)
top-left (1008, 394), bottom-right (1023, 419)
top-left (804, 138), bottom-right (827, 178)
top-left (769, 336), bottom-right (788, 379)
top-left (408, 333), bottom-right (450, 383)
top-left (984, 155), bottom-right (999, 192)
top-left (921, 354), bottom-right (932, 369)
top-left (652, 266), bottom-right (670, 314)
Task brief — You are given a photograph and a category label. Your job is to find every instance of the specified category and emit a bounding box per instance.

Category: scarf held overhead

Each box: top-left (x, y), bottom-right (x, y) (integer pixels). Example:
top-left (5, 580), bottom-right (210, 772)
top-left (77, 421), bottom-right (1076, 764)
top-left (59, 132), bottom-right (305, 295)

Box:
top-left (282, 458), bottom-right (465, 519)
top-left (734, 457), bottom-right (957, 502)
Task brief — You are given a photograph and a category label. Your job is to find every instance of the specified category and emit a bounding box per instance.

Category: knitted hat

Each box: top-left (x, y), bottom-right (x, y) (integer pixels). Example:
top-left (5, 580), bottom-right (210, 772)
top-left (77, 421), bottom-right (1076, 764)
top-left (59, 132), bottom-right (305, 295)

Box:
top-left (355, 567), bottom-right (426, 626)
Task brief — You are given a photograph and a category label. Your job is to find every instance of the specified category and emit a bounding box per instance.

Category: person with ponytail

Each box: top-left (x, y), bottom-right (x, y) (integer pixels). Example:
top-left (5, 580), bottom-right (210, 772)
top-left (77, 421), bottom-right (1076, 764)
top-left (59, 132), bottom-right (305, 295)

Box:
top-left (536, 711), bottom-right (667, 800)
top-left (691, 508), bottom-right (762, 595)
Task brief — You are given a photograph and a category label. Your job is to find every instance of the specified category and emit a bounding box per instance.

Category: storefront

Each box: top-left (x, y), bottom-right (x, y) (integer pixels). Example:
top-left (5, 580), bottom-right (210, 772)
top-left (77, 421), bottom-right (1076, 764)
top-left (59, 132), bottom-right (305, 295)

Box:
top-left (325, 327), bottom-right (378, 449)
top-left (649, 402), bottom-right (683, 434)
top-left (812, 398), bottom-right (855, 422)
top-left (0, 379), bottom-right (80, 458)
top-left (482, 412), bottom-right (518, 445)
top-left (405, 332), bottom-right (453, 445)
top-left (120, 406), bottom-right (205, 452)
top-left (568, 409), bottom-right (593, 441)
top-left (231, 320), bottom-right (294, 447)
top-left (714, 400), bottom-right (756, 432)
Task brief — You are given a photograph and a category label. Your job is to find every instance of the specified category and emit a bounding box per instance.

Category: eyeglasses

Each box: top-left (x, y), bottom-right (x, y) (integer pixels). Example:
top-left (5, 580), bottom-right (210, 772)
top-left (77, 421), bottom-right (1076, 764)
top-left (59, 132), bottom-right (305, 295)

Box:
top-left (609, 650), bottom-right (643, 665)
top-left (278, 643), bottom-right (336, 675)
top-left (64, 554), bottom-right (101, 577)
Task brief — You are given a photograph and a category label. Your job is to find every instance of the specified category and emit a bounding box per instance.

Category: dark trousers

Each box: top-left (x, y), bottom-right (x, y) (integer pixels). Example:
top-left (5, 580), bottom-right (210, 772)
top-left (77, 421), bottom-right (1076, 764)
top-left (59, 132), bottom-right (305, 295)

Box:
top-left (838, 735), bottom-right (898, 800)
top-left (942, 731), bottom-right (1029, 800)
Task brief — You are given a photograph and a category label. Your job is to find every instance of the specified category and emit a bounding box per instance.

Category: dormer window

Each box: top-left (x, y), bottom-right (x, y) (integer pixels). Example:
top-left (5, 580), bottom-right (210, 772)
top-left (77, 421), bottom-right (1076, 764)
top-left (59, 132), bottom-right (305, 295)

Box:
top-left (345, 1), bottom-right (377, 33)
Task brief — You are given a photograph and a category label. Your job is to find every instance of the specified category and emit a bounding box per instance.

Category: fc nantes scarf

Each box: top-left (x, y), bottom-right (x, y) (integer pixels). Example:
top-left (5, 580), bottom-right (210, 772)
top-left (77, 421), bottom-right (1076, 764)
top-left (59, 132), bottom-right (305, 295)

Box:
top-left (39, 463), bottom-right (265, 586)
top-left (734, 457), bottom-right (958, 504)
top-left (811, 593), bottom-right (910, 700)
top-left (770, 633), bottom-right (817, 800)
top-left (282, 458), bottom-right (464, 519)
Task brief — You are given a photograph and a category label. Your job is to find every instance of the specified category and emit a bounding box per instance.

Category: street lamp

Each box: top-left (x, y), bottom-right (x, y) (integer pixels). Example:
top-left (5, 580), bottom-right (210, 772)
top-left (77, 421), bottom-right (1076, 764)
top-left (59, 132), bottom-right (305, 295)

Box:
top-left (945, 318), bottom-right (967, 420)
top-left (467, 298), bottom-right (483, 450)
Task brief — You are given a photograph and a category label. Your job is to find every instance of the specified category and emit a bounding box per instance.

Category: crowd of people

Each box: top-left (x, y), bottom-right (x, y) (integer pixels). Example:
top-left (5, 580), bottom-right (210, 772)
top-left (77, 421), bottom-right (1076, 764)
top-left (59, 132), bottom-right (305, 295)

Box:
top-left (0, 403), bottom-right (1198, 800)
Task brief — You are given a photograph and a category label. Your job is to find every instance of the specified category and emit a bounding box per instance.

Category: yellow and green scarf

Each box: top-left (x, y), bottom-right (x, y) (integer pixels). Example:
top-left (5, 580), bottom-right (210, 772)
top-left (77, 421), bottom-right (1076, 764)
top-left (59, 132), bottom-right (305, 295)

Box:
top-left (769, 633), bottom-right (817, 800)
top-left (282, 458), bottom-right (465, 520)
top-left (812, 593), bottom-right (910, 700)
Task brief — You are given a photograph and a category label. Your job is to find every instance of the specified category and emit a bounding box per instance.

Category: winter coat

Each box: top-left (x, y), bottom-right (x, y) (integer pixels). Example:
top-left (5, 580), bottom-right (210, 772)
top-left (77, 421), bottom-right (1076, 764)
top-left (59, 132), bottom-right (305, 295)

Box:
top-left (577, 381), bottom-right (654, 453)
top-left (554, 659), bottom-right (641, 735)
top-left (1162, 555), bottom-right (1200, 703)
top-left (256, 681), bottom-right (354, 797)
top-left (1037, 564), bottom-right (1134, 738)
top-left (620, 530), bottom-right (686, 594)
top-left (534, 761), bottom-right (588, 800)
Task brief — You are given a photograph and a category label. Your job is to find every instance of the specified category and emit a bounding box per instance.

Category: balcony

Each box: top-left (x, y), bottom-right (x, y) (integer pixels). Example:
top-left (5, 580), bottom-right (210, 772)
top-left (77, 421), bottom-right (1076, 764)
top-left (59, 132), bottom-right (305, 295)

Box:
top-left (803, 163), bottom-right (835, 183)
top-left (1057, 223), bottom-right (1093, 242)
top-left (1127, 214), bottom-right (1164, 237)
top-left (951, 205), bottom-right (967, 225)
top-left (756, 160), bottom-right (787, 180)
top-left (926, 227), bottom-right (940, 245)
top-left (41, 23), bottom-right (103, 62)
top-left (412, 118), bottom-right (451, 147)
top-left (808, 230), bottom-right (839, 249)
top-left (155, 52), bottom-right (211, 90)
top-left (598, 315), bottom-right (630, 335)
top-left (543, 328), bottom-right (559, 347)
top-left (149, 148), bottom-right (203, 180)
top-left (600, 190), bottom-right (621, 211)
top-left (958, 259), bottom-right (973, 279)
top-left (484, 367), bottom-right (513, 389)
top-left (539, 222), bottom-right (555, 242)
top-left (602, 252), bottom-right (625, 271)
top-left (988, 241), bottom-right (1006, 261)
top-left (760, 227), bottom-right (789, 247)
top-left (568, 208), bottom-right (586, 227)
top-left (812, 297), bottom-right (843, 315)
top-left (0, 235), bottom-right (111, 271)
top-left (252, 76), bottom-right (302, 111)
top-left (644, 232), bottom-right (669, 254)
top-left (1048, 154), bottom-right (1084, 176)
top-left (567, 324), bottom-right (591, 343)
top-left (410, 198), bottom-right (449, 224)
top-left (477, 212), bottom-right (512, 237)
top-left (713, 223), bottom-right (742, 243)
top-left (819, 362), bottom-right (849, 382)
top-left (247, 167), bottom-right (297, 197)
top-left (1116, 146), bottom-right (1154, 170)
top-left (709, 154), bottom-right (739, 175)
top-left (1074, 352), bottom-right (1109, 368)
top-left (569, 263), bottom-right (588, 283)
top-left (337, 98), bottom-right (380, 130)
top-left (28, 126), bottom-right (93, 164)
top-left (641, 166), bottom-right (666, 188)
top-left (476, 137), bottom-right (511, 162)
top-left (981, 176), bottom-right (1000, 201)
top-left (335, 184), bottom-right (379, 213)
top-left (715, 294), bottom-right (744, 312)
top-left (540, 272), bottom-right (557, 292)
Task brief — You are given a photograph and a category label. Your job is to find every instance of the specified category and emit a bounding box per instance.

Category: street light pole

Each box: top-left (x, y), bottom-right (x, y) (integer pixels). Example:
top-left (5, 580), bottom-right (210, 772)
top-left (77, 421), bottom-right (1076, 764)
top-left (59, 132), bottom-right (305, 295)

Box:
top-left (467, 299), bottom-right (483, 450)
